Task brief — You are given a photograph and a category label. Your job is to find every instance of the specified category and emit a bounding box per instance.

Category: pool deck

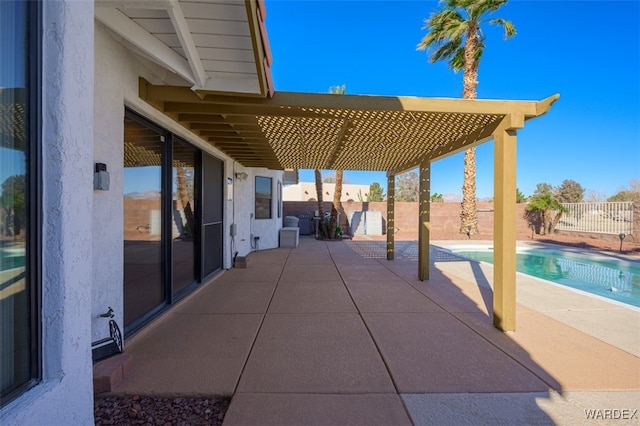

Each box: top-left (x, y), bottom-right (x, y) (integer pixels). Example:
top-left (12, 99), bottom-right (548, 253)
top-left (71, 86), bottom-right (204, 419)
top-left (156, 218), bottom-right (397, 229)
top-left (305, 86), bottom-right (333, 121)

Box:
top-left (112, 238), bottom-right (640, 425)
top-left (432, 240), bottom-right (640, 357)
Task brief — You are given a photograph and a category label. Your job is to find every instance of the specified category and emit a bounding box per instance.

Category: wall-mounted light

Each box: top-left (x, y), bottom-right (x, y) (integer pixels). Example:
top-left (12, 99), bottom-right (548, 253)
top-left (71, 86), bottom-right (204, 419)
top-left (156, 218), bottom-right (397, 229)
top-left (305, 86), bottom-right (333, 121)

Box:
top-left (235, 172), bottom-right (248, 181)
top-left (94, 163), bottom-right (110, 191)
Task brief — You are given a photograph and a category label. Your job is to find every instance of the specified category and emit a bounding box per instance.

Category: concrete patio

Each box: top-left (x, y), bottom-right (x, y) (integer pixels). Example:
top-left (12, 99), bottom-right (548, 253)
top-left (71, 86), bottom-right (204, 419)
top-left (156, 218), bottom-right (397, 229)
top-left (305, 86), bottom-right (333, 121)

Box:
top-left (112, 237), bottom-right (640, 425)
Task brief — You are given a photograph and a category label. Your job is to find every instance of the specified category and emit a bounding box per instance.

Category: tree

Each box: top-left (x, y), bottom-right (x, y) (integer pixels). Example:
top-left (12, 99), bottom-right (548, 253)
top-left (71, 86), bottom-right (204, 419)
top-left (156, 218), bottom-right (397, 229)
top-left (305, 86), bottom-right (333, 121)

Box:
top-left (175, 166), bottom-right (195, 238)
top-left (533, 182), bottom-right (553, 197)
top-left (323, 175), bottom-right (336, 184)
top-left (555, 179), bottom-right (584, 203)
top-left (584, 190), bottom-right (607, 202)
top-left (526, 182), bottom-right (567, 235)
top-left (608, 190), bottom-right (640, 202)
top-left (418, 0), bottom-right (516, 236)
top-left (328, 169), bottom-right (344, 238)
top-left (0, 174), bottom-right (26, 237)
top-left (395, 170), bottom-right (419, 201)
top-left (431, 193), bottom-right (444, 203)
top-left (326, 85), bottom-right (347, 239)
top-left (313, 169), bottom-right (328, 237)
top-left (516, 188), bottom-right (527, 203)
top-left (608, 179), bottom-right (640, 202)
top-left (368, 182), bottom-right (385, 201)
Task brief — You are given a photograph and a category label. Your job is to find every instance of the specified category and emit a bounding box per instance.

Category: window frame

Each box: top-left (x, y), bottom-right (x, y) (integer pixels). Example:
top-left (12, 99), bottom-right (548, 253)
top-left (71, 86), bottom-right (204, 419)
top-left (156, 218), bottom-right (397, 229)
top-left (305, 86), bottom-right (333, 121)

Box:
top-left (0, 0), bottom-right (42, 406)
top-left (254, 176), bottom-right (272, 219)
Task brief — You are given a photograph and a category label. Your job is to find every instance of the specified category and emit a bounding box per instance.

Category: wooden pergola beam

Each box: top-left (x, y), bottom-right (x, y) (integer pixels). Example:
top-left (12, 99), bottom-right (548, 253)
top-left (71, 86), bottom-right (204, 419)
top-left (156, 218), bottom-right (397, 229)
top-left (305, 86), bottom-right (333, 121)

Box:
top-left (418, 160), bottom-right (431, 281)
top-left (492, 113), bottom-right (524, 332)
top-left (386, 174), bottom-right (395, 261)
top-left (142, 79), bottom-right (557, 118)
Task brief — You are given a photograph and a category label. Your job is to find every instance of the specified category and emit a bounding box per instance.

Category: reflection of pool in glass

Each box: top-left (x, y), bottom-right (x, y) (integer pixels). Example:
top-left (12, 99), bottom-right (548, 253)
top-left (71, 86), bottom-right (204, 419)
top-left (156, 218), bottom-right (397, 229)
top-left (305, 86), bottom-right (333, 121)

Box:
top-left (450, 247), bottom-right (640, 308)
top-left (1, 248), bottom-right (26, 271)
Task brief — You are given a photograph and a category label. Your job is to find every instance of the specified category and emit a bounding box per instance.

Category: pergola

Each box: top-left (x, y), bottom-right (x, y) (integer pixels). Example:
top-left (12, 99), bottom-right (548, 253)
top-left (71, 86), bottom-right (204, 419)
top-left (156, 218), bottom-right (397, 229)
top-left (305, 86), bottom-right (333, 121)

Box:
top-left (139, 79), bottom-right (559, 332)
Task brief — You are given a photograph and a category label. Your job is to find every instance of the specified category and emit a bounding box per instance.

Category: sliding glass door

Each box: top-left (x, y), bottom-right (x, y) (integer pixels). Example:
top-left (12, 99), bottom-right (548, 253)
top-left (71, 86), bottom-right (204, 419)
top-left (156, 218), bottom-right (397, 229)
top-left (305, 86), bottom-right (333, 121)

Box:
top-left (172, 141), bottom-right (198, 296)
top-left (123, 110), bottom-right (223, 335)
top-left (123, 115), bottom-right (165, 329)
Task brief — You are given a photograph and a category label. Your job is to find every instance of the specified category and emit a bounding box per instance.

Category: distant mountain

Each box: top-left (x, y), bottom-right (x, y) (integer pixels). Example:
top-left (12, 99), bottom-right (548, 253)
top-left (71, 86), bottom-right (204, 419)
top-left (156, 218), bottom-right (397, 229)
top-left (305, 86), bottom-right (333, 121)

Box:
top-left (124, 190), bottom-right (161, 199)
top-left (443, 193), bottom-right (462, 203)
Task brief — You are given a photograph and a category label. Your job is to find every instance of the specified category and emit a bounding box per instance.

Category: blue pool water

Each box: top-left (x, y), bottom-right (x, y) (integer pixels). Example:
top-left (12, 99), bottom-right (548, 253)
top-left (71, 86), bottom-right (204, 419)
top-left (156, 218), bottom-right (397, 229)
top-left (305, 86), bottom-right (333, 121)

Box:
top-left (450, 247), bottom-right (640, 308)
top-left (0, 248), bottom-right (26, 271)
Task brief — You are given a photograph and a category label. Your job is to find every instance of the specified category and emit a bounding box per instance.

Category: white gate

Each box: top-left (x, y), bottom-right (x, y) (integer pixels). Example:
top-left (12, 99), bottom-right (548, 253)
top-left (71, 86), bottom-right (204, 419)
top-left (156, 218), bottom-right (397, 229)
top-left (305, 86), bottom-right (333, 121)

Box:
top-left (555, 202), bottom-right (633, 235)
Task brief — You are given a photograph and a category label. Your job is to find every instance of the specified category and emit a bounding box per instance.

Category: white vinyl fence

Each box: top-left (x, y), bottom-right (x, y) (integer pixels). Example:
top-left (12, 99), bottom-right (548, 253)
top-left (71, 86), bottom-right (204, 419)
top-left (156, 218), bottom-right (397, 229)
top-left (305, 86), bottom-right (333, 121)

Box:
top-left (555, 202), bottom-right (633, 235)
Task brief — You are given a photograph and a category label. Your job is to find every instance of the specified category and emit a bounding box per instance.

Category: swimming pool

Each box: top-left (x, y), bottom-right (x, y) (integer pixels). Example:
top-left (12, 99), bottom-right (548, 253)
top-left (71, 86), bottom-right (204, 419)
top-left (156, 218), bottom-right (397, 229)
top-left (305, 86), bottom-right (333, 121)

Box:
top-left (446, 245), bottom-right (640, 308)
top-left (0, 247), bottom-right (25, 271)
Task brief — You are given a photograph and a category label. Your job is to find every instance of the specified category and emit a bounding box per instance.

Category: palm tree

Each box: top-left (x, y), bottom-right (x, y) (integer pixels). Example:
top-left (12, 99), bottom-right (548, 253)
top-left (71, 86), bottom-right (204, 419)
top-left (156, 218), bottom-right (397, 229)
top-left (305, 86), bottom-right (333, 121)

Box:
top-left (327, 85), bottom-right (346, 238)
top-left (314, 168), bottom-right (328, 238)
top-left (417, 0), bottom-right (516, 236)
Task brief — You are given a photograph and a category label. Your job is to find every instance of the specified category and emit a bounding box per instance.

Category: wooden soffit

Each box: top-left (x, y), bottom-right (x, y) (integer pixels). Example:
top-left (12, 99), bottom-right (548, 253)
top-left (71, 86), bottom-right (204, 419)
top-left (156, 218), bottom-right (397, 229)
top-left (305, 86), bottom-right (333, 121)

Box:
top-left (139, 78), bottom-right (559, 172)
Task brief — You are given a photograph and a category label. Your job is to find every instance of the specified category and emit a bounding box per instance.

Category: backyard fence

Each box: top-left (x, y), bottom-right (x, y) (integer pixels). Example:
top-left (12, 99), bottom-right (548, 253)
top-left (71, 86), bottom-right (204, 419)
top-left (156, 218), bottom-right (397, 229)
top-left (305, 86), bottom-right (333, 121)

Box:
top-left (555, 202), bottom-right (633, 235)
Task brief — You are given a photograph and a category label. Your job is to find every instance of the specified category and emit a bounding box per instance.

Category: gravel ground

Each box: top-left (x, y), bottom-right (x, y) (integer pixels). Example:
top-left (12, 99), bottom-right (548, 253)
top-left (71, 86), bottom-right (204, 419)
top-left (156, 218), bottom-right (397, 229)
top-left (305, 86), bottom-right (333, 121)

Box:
top-left (94, 395), bottom-right (230, 425)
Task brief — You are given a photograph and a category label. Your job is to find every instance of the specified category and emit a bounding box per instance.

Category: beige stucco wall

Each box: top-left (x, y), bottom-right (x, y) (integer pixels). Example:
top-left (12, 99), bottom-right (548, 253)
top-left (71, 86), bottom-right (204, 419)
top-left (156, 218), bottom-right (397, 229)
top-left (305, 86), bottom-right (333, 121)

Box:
top-left (283, 182), bottom-right (372, 202)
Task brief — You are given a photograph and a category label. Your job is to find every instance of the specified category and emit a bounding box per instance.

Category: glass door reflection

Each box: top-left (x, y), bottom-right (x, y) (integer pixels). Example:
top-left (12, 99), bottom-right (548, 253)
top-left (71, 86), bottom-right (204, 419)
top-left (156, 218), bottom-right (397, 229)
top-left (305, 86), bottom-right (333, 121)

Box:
top-left (172, 141), bottom-right (198, 296)
top-left (123, 116), bottom-right (165, 328)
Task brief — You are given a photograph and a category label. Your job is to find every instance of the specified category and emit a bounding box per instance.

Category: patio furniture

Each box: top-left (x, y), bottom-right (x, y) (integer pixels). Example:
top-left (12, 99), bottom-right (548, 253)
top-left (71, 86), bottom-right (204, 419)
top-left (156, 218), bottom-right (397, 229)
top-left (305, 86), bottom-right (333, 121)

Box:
top-left (279, 227), bottom-right (299, 248)
top-left (298, 212), bottom-right (312, 235)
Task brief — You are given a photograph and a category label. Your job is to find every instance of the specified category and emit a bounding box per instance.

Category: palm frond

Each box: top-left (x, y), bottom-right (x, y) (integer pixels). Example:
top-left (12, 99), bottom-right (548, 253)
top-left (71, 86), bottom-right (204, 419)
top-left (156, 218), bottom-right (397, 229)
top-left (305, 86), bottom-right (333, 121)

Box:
top-left (417, 9), bottom-right (466, 52)
top-left (418, 0), bottom-right (514, 71)
top-left (432, 39), bottom-right (464, 66)
top-left (449, 45), bottom-right (466, 72)
top-left (489, 17), bottom-right (517, 39)
top-left (471, 0), bottom-right (509, 19)
top-left (329, 85), bottom-right (346, 95)
top-left (474, 40), bottom-right (485, 63)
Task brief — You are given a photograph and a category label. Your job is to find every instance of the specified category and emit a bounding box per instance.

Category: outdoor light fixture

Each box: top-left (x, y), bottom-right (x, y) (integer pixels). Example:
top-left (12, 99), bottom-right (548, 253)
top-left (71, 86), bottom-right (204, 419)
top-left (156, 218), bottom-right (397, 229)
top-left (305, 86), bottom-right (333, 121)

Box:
top-left (619, 233), bottom-right (626, 253)
top-left (235, 172), bottom-right (248, 181)
top-left (93, 163), bottom-right (110, 191)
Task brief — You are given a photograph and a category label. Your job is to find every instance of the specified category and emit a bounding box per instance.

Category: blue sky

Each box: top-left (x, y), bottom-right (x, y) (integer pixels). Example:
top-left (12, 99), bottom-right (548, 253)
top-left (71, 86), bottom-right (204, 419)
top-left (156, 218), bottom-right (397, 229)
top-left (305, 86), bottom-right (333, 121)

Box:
top-left (265, 0), bottom-right (640, 200)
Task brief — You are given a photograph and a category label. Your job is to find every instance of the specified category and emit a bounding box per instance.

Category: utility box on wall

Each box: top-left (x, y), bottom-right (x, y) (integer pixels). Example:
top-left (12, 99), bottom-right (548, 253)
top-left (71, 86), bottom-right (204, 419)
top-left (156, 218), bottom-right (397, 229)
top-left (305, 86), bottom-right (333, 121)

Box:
top-left (279, 227), bottom-right (299, 248)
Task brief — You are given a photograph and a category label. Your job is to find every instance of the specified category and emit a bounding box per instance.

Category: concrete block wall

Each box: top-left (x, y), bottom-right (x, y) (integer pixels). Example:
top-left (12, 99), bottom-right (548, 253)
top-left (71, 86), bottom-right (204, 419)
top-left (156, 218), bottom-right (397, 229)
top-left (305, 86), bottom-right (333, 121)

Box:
top-left (283, 201), bottom-right (638, 242)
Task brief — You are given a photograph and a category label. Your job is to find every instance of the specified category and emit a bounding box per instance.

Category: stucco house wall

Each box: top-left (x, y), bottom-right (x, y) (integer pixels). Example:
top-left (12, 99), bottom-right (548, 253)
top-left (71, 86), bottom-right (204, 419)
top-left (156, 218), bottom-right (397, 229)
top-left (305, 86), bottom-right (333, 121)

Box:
top-left (283, 182), bottom-right (371, 202)
top-left (1, 1), bottom-right (95, 424)
top-left (2, 5), bottom-right (283, 424)
top-left (91, 21), bottom-right (283, 344)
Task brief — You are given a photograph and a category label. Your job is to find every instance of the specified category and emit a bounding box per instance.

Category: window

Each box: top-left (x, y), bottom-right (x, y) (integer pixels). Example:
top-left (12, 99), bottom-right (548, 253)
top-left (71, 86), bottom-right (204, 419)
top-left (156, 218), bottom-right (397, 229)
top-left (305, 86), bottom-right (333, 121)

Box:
top-left (255, 177), bottom-right (272, 219)
top-left (0, 0), bottom-right (41, 404)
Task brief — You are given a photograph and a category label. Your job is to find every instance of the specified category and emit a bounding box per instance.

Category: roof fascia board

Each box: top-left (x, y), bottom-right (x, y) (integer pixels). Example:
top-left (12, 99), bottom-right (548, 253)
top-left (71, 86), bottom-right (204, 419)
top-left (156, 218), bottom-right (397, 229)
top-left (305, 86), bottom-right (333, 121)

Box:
top-left (96, 7), bottom-right (195, 84)
top-left (166, 0), bottom-right (208, 88)
top-left (244, 0), bottom-right (269, 97)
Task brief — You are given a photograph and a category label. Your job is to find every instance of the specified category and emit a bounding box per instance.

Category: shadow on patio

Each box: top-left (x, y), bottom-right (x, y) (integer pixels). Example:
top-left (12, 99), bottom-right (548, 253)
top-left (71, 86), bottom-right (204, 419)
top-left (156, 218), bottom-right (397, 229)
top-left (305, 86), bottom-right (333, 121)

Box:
top-left (111, 237), bottom-right (640, 425)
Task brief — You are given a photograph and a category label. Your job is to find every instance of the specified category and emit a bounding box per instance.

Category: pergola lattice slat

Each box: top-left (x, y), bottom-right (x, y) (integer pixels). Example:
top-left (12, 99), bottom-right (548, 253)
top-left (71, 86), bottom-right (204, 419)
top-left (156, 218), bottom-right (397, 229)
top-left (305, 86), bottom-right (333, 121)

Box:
top-left (139, 78), bottom-right (558, 173)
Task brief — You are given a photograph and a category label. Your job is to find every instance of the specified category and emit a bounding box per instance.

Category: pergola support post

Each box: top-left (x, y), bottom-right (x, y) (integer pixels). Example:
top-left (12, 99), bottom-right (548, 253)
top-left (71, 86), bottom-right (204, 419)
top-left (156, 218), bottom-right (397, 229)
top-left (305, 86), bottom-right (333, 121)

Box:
top-left (418, 161), bottom-right (431, 281)
top-left (386, 174), bottom-right (395, 260)
top-left (493, 114), bottom-right (524, 332)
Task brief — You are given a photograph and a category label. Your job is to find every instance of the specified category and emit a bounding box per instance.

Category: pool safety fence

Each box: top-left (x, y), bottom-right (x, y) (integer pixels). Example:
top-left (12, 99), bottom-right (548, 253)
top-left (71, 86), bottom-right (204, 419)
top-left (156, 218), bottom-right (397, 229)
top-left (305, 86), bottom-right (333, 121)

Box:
top-left (556, 202), bottom-right (633, 235)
